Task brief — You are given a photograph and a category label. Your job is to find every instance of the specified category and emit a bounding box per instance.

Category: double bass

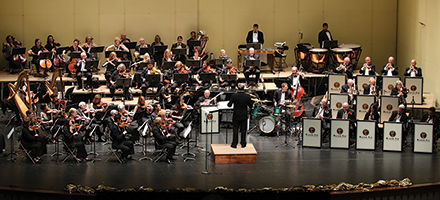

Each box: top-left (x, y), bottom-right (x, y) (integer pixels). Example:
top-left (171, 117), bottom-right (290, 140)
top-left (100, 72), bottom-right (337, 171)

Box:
top-left (288, 84), bottom-right (306, 118)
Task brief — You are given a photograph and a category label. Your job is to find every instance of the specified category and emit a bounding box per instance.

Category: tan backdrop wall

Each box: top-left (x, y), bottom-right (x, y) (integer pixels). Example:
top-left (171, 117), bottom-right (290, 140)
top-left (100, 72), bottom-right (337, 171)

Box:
top-left (0, 0), bottom-right (397, 74)
top-left (397, 0), bottom-right (439, 106)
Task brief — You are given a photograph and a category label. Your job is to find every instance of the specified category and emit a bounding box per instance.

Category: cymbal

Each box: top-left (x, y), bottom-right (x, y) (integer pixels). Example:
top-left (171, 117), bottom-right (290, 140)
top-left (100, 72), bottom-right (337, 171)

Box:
top-left (285, 104), bottom-right (297, 108)
top-left (251, 98), bottom-right (272, 103)
top-left (249, 94), bottom-right (257, 98)
top-left (284, 100), bottom-right (292, 103)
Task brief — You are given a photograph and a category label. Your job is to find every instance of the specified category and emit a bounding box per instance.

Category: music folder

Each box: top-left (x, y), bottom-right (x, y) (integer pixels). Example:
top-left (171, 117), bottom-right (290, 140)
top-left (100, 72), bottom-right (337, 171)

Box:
top-left (173, 73), bottom-right (189, 83)
top-left (172, 48), bottom-right (187, 56)
top-left (89, 46), bottom-right (105, 53)
top-left (245, 59), bottom-right (260, 67)
top-left (215, 58), bottom-right (227, 66)
top-left (123, 42), bottom-right (137, 49)
top-left (246, 43), bottom-right (262, 50)
top-left (11, 47), bottom-right (26, 55)
top-left (186, 59), bottom-right (202, 68)
top-left (187, 40), bottom-right (201, 47)
top-left (221, 74), bottom-right (237, 81)
top-left (200, 73), bottom-right (216, 82)
top-left (163, 61), bottom-right (177, 70)
top-left (139, 47), bottom-right (153, 56)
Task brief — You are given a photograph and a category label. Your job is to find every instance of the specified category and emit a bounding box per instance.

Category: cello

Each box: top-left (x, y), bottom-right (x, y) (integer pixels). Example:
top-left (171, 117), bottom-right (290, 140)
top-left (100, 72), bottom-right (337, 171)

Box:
top-left (12, 44), bottom-right (26, 65)
top-left (39, 46), bottom-right (52, 70)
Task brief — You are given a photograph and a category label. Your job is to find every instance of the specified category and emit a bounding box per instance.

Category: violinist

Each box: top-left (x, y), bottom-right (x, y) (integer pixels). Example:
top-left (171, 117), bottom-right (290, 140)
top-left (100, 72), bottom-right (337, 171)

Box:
top-left (171, 97), bottom-right (192, 138)
top-left (39, 103), bottom-right (56, 131)
top-left (219, 59), bottom-right (238, 88)
top-left (75, 52), bottom-right (93, 90)
top-left (404, 59), bottom-right (422, 77)
top-left (102, 52), bottom-right (119, 85)
top-left (159, 80), bottom-right (172, 108)
top-left (243, 47), bottom-right (260, 87)
top-left (3, 35), bottom-right (23, 73)
top-left (109, 64), bottom-right (131, 101)
top-left (77, 101), bottom-right (104, 142)
top-left (21, 117), bottom-right (46, 163)
top-left (63, 38), bottom-right (85, 77)
top-left (27, 38), bottom-right (46, 77)
top-left (133, 96), bottom-right (153, 125)
top-left (64, 108), bottom-right (89, 162)
top-left (44, 35), bottom-right (60, 52)
top-left (196, 61), bottom-right (216, 87)
top-left (141, 59), bottom-right (161, 97)
top-left (108, 110), bottom-right (135, 163)
top-left (152, 117), bottom-right (177, 164)
top-left (117, 103), bottom-right (139, 144)
top-left (171, 36), bottom-right (187, 63)
top-left (132, 53), bottom-right (151, 89)
top-left (157, 110), bottom-right (180, 140)
top-left (91, 94), bottom-right (108, 122)
top-left (150, 103), bottom-right (162, 122)
top-left (171, 61), bottom-right (190, 93)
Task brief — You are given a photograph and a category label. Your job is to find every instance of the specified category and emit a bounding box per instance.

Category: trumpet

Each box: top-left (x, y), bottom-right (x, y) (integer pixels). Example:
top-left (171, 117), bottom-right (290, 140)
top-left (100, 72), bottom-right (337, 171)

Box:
top-left (386, 63), bottom-right (393, 70)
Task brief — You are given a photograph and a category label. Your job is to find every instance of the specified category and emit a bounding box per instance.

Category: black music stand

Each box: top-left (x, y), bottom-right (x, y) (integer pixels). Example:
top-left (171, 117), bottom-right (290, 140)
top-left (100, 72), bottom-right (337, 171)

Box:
top-left (39, 51), bottom-right (52, 60)
top-left (123, 42), bottom-right (137, 49)
top-left (139, 47), bottom-right (153, 56)
top-left (115, 60), bottom-right (131, 69)
top-left (274, 78), bottom-right (290, 88)
top-left (173, 73), bottom-right (189, 83)
top-left (86, 59), bottom-right (100, 76)
top-left (323, 40), bottom-right (338, 49)
top-left (153, 45), bottom-right (168, 56)
top-left (55, 47), bottom-right (68, 55)
top-left (116, 78), bottom-right (131, 87)
top-left (215, 58), bottom-right (227, 66)
top-left (136, 62), bottom-right (147, 71)
top-left (221, 74), bottom-right (237, 81)
top-left (245, 59), bottom-right (261, 67)
top-left (105, 51), bottom-right (124, 58)
top-left (246, 43), bottom-right (262, 49)
top-left (90, 46), bottom-right (105, 54)
top-left (200, 73), bottom-right (216, 83)
top-left (70, 52), bottom-right (81, 59)
top-left (145, 74), bottom-right (161, 86)
top-left (187, 40), bottom-right (201, 48)
top-left (172, 48), bottom-right (187, 56)
top-left (186, 60), bottom-right (202, 69)
top-left (163, 61), bottom-right (177, 70)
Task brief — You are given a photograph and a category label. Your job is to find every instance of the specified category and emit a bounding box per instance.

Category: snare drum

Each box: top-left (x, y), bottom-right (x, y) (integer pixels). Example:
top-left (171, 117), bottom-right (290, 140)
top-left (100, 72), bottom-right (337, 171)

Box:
top-left (259, 115), bottom-right (277, 134)
top-left (274, 107), bottom-right (281, 116)
top-left (331, 48), bottom-right (353, 63)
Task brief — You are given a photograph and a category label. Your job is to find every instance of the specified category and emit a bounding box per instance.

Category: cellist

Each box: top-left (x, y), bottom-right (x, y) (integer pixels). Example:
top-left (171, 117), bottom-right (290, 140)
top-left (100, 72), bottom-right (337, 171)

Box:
top-left (63, 38), bottom-right (85, 77)
top-left (27, 38), bottom-right (46, 77)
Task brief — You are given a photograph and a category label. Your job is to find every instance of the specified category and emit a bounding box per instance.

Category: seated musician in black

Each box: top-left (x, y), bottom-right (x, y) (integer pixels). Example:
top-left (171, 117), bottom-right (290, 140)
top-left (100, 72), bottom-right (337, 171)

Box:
top-left (390, 80), bottom-right (407, 107)
top-left (77, 101), bottom-right (104, 142)
top-left (243, 47), bottom-right (260, 87)
top-left (134, 38), bottom-right (149, 62)
top-left (109, 64), bottom-right (131, 101)
top-left (336, 102), bottom-right (356, 140)
top-left (64, 108), bottom-right (89, 162)
top-left (359, 57), bottom-right (376, 76)
top-left (219, 59), bottom-right (238, 88)
top-left (334, 57), bottom-right (354, 79)
top-left (91, 94), bottom-right (108, 124)
top-left (404, 59), bottom-right (422, 77)
top-left (132, 53), bottom-right (151, 88)
top-left (158, 80), bottom-right (172, 109)
top-left (21, 117), bottom-right (45, 163)
top-left (389, 104), bottom-right (408, 142)
top-left (340, 79), bottom-right (358, 105)
top-left (364, 104), bottom-right (381, 138)
top-left (170, 97), bottom-right (192, 138)
top-left (150, 103), bottom-right (162, 122)
top-left (170, 61), bottom-right (190, 94)
top-left (27, 38), bottom-right (46, 77)
top-left (108, 110), bottom-right (134, 163)
top-left (216, 49), bottom-right (230, 72)
top-left (141, 59), bottom-right (162, 97)
top-left (195, 90), bottom-right (217, 112)
top-left (45, 35), bottom-right (60, 52)
top-left (63, 38), bottom-right (85, 77)
top-left (152, 117), bottom-right (177, 164)
top-left (171, 36), bottom-right (187, 63)
top-left (75, 52), bottom-right (92, 90)
top-left (381, 56), bottom-right (398, 76)
top-left (102, 52), bottom-right (118, 86)
top-left (133, 96), bottom-right (154, 126)
top-left (3, 35), bottom-right (23, 73)
top-left (273, 83), bottom-right (292, 107)
top-left (196, 61), bottom-right (216, 87)
top-left (312, 98), bottom-right (331, 140)
top-left (363, 77), bottom-right (379, 96)
top-left (421, 107), bottom-right (440, 144)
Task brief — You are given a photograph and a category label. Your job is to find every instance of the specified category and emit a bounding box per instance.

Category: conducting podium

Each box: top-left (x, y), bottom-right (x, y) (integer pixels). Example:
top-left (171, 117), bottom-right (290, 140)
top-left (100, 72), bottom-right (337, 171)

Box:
top-left (405, 77), bottom-right (423, 104)
top-left (302, 118), bottom-right (322, 148)
top-left (330, 119), bottom-right (350, 149)
top-left (328, 74), bottom-right (346, 94)
top-left (383, 121), bottom-right (403, 151)
top-left (413, 122), bottom-right (434, 153)
top-left (356, 120), bottom-right (377, 150)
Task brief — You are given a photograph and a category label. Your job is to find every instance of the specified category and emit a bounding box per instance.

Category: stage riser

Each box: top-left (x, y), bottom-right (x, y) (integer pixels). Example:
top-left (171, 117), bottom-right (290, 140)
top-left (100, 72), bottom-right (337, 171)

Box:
top-left (213, 154), bottom-right (257, 164)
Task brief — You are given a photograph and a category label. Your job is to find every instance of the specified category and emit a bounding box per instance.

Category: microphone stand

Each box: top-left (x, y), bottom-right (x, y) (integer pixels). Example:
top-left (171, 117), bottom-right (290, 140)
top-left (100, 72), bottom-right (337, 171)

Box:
top-left (51, 126), bottom-right (63, 162)
top-left (88, 125), bottom-right (101, 163)
top-left (276, 105), bottom-right (295, 148)
top-left (202, 112), bottom-right (211, 175)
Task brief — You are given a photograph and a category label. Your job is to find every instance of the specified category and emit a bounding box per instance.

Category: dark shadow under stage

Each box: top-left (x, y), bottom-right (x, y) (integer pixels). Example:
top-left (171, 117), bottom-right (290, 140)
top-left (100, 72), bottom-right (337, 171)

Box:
top-left (1, 121), bottom-right (440, 193)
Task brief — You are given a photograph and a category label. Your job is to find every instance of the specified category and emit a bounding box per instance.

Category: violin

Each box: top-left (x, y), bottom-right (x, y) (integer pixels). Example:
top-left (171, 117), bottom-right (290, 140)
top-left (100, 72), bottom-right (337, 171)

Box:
top-left (203, 67), bottom-right (215, 73)
top-left (178, 67), bottom-right (188, 74)
top-left (228, 67), bottom-right (237, 74)
top-left (28, 124), bottom-right (40, 131)
top-left (149, 67), bottom-right (160, 74)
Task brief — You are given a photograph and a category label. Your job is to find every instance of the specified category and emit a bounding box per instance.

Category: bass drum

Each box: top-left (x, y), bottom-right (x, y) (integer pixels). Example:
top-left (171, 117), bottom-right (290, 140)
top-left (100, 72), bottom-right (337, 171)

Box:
top-left (259, 115), bottom-right (277, 134)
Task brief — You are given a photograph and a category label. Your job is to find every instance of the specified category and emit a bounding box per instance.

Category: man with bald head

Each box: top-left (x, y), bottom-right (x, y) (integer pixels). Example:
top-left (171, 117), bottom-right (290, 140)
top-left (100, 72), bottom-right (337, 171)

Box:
top-left (312, 98), bottom-right (332, 140)
top-left (334, 57), bottom-right (354, 78)
top-left (243, 47), bottom-right (260, 87)
top-left (363, 77), bottom-right (379, 96)
top-left (360, 56), bottom-right (376, 75)
top-left (336, 102), bottom-right (356, 140)
top-left (404, 59), bottom-right (422, 77)
top-left (381, 56), bottom-right (398, 76)
top-left (135, 38), bottom-right (150, 62)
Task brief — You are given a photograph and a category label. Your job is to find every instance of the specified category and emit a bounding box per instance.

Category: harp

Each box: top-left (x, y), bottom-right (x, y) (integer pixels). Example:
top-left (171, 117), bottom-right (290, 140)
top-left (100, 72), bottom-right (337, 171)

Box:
top-left (8, 70), bottom-right (30, 120)
top-left (45, 68), bottom-right (64, 101)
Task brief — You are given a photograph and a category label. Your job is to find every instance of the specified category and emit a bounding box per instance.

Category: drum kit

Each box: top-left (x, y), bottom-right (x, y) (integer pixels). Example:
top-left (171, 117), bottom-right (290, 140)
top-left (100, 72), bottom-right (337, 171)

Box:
top-left (294, 43), bottom-right (362, 73)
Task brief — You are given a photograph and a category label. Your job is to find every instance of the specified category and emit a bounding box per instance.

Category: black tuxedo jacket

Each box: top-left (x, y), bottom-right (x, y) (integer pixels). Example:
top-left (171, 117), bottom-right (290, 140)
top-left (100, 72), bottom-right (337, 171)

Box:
top-left (340, 84), bottom-right (358, 93)
top-left (228, 91), bottom-right (253, 121)
top-left (312, 105), bottom-right (332, 121)
top-left (420, 113), bottom-right (439, 131)
top-left (336, 109), bottom-right (356, 121)
top-left (246, 30), bottom-right (264, 44)
top-left (388, 111), bottom-right (408, 125)
top-left (359, 64), bottom-right (376, 75)
top-left (171, 43), bottom-right (187, 49)
top-left (381, 64), bottom-right (398, 76)
top-left (273, 89), bottom-right (292, 105)
top-left (403, 67), bottom-right (422, 77)
top-left (364, 111), bottom-right (380, 122)
top-left (108, 118), bottom-right (126, 147)
top-left (287, 74), bottom-right (306, 87)
top-left (318, 29), bottom-right (332, 47)
top-left (363, 85), bottom-right (380, 95)
top-left (152, 124), bottom-right (168, 145)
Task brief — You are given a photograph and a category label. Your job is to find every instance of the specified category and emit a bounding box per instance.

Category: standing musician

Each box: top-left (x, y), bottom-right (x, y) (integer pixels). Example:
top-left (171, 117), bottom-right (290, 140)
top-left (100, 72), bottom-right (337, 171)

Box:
top-left (27, 38), bottom-right (47, 77)
top-left (63, 38), bottom-right (85, 77)
top-left (219, 59), bottom-right (238, 88)
top-left (391, 80), bottom-right (407, 107)
top-left (109, 64), bottom-right (131, 101)
top-left (243, 47), bottom-right (260, 87)
top-left (359, 57), bottom-right (376, 76)
top-left (151, 35), bottom-right (165, 66)
top-left (404, 59), bottom-right (422, 77)
top-left (389, 104), bottom-right (409, 143)
top-left (141, 59), bottom-right (161, 97)
top-left (246, 23), bottom-right (264, 44)
top-left (134, 38), bottom-right (150, 62)
top-left (196, 61), bottom-right (216, 87)
top-left (216, 49), bottom-right (231, 72)
top-left (312, 98), bottom-right (332, 140)
top-left (381, 56), bottom-right (398, 76)
top-left (133, 96), bottom-right (154, 126)
top-left (105, 37), bottom-right (129, 59)
top-left (152, 117), bottom-right (177, 164)
top-left (21, 117), bottom-right (46, 163)
top-left (75, 52), bottom-right (92, 90)
top-left (334, 57), bottom-right (354, 79)
top-left (363, 77), bottom-right (379, 96)
top-left (336, 102), bottom-right (356, 141)
top-left (171, 36), bottom-right (187, 63)
top-left (273, 83), bottom-right (292, 107)
top-left (64, 108), bottom-right (89, 162)
top-left (318, 22), bottom-right (332, 48)
top-left (45, 35), bottom-right (60, 52)
top-left (287, 67), bottom-right (306, 96)
top-left (102, 52), bottom-right (119, 86)
top-left (3, 35), bottom-right (23, 73)
top-left (108, 110), bottom-right (134, 163)
top-left (77, 102), bottom-right (104, 142)
top-left (171, 61), bottom-right (190, 93)
top-left (187, 31), bottom-right (197, 58)
top-left (420, 107), bottom-right (440, 144)
top-left (158, 80), bottom-right (172, 108)
top-left (228, 83), bottom-right (253, 148)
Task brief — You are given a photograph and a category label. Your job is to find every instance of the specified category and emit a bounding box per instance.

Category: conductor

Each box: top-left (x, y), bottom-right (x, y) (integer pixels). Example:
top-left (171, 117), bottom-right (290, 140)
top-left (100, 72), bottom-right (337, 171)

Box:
top-left (228, 83), bottom-right (253, 148)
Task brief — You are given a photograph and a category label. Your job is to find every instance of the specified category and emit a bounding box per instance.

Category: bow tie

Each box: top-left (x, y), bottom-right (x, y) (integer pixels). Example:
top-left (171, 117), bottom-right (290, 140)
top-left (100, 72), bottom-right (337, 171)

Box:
top-left (254, 31), bottom-right (257, 33)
